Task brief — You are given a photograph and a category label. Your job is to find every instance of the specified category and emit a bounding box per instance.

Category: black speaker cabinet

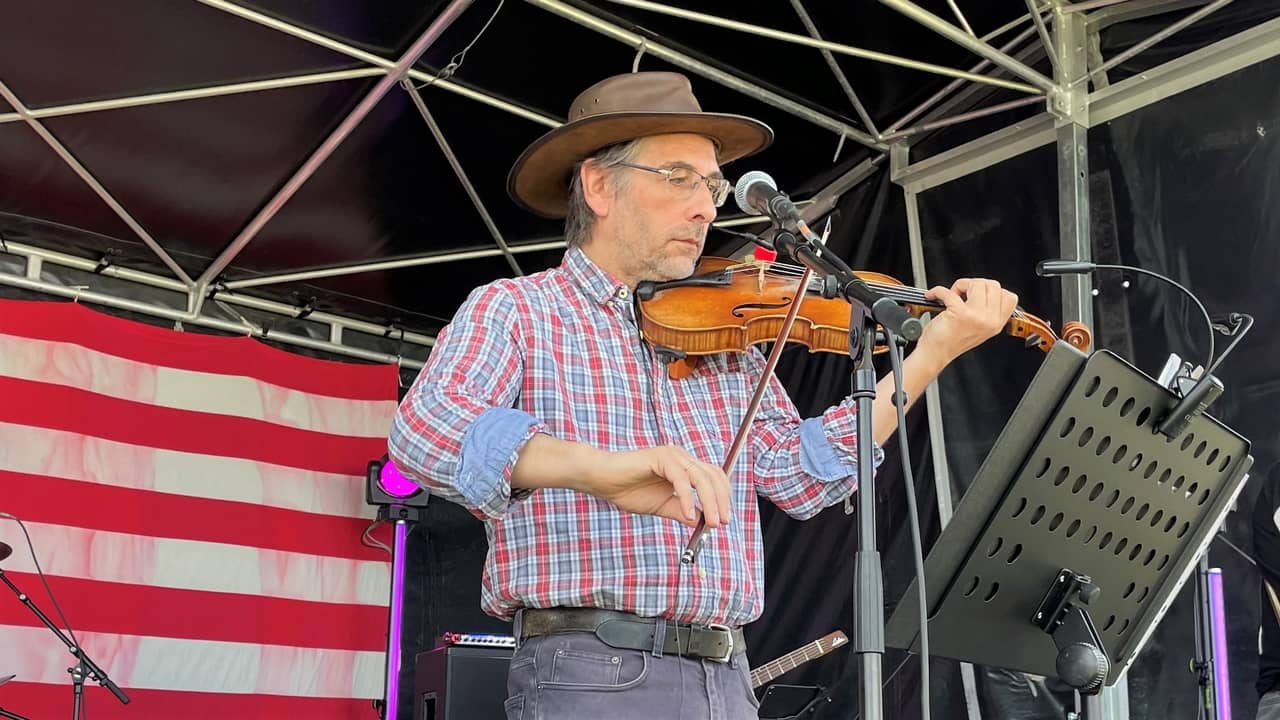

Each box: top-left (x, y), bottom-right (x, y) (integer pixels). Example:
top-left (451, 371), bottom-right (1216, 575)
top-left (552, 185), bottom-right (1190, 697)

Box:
top-left (414, 645), bottom-right (513, 720)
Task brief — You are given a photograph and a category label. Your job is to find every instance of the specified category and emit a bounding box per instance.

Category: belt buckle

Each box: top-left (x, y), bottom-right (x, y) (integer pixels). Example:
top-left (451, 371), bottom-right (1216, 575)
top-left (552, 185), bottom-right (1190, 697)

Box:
top-left (706, 623), bottom-right (734, 663)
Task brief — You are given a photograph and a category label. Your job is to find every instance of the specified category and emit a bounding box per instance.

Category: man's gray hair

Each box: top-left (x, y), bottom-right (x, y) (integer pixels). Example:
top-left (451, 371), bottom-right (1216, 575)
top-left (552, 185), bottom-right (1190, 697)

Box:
top-left (564, 138), bottom-right (646, 249)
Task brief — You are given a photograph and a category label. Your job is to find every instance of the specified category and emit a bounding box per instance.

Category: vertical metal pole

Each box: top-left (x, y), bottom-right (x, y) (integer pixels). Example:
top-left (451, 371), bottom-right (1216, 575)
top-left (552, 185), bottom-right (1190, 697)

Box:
top-left (892, 144), bottom-right (983, 720)
top-left (1054, 8), bottom-right (1095, 329)
top-left (1057, 10), bottom-right (1127, 719)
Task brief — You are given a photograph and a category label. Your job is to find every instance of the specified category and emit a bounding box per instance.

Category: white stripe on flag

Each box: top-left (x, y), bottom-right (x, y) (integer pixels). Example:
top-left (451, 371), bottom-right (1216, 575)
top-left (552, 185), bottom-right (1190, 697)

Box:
top-left (0, 422), bottom-right (377, 519)
top-left (0, 334), bottom-right (397, 437)
top-left (1, 625), bottom-right (384, 697)
top-left (0, 522), bottom-right (389, 606)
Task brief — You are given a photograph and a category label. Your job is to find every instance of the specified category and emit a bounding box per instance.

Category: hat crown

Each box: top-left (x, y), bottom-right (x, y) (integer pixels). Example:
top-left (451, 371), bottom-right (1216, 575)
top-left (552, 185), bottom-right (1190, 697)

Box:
top-left (568, 72), bottom-right (703, 122)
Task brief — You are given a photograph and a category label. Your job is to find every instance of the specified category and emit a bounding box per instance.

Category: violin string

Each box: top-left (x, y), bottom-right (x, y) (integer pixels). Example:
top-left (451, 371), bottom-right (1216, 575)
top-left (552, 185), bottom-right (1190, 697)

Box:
top-left (719, 265), bottom-right (1034, 325)
top-left (724, 265), bottom-right (936, 303)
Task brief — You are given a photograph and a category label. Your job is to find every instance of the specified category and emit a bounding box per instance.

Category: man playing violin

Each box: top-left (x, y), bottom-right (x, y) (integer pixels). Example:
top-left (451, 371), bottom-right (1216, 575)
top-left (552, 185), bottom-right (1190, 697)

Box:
top-left (389, 71), bottom-right (1019, 719)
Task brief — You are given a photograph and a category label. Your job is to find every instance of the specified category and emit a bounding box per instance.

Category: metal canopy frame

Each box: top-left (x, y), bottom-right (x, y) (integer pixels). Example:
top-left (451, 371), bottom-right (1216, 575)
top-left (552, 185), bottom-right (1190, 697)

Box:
top-left (0, 0), bottom-right (1276, 387)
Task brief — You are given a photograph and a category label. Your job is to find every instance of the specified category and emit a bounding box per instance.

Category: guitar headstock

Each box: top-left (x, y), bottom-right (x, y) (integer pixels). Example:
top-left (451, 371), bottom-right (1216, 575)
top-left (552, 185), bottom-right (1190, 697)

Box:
top-left (819, 630), bottom-right (849, 653)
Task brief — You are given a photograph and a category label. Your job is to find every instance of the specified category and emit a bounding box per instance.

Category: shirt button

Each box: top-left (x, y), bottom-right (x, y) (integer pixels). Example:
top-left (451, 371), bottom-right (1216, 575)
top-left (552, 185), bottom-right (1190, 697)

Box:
top-left (616, 287), bottom-right (629, 299)
top-left (699, 567), bottom-right (707, 579)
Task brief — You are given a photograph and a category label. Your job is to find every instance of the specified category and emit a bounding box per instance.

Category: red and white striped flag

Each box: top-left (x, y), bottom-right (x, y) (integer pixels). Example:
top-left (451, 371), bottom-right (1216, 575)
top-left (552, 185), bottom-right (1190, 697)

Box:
top-left (0, 299), bottom-right (398, 719)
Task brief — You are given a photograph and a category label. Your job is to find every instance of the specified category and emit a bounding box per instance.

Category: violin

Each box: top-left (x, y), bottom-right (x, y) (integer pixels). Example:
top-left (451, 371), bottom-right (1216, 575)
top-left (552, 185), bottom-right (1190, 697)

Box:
top-left (635, 256), bottom-right (1092, 379)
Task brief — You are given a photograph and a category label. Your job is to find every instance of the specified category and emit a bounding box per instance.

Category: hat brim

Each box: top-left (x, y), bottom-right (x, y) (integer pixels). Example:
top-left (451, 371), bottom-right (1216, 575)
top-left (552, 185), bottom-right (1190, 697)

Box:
top-left (507, 111), bottom-right (774, 219)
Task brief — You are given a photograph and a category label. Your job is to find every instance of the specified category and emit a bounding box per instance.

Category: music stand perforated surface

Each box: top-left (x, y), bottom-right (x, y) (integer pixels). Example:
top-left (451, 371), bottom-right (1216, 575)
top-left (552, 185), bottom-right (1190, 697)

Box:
top-left (886, 344), bottom-right (1252, 686)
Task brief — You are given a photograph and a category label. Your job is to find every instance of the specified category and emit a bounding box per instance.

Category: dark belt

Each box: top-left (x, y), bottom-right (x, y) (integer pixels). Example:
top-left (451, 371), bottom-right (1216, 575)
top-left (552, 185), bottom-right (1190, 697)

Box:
top-left (518, 608), bottom-right (745, 663)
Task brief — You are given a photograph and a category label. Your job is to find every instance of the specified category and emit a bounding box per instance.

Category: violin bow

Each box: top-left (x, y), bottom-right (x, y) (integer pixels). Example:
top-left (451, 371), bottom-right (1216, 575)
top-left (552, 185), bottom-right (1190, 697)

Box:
top-left (682, 219), bottom-right (831, 564)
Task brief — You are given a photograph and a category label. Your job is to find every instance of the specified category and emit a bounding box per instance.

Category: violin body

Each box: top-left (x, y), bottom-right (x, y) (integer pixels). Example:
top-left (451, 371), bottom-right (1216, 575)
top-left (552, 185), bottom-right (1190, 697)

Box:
top-left (636, 257), bottom-right (892, 356)
top-left (635, 257), bottom-right (1090, 376)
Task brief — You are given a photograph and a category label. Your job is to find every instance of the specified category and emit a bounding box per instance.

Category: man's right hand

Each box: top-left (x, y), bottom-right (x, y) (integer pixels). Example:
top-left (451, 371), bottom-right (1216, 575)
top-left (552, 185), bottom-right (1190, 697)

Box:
top-left (512, 436), bottom-right (732, 529)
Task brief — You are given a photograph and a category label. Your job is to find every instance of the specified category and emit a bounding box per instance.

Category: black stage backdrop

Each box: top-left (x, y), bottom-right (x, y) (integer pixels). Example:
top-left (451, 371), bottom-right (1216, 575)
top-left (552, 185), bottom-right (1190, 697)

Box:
top-left (398, 50), bottom-right (1280, 720)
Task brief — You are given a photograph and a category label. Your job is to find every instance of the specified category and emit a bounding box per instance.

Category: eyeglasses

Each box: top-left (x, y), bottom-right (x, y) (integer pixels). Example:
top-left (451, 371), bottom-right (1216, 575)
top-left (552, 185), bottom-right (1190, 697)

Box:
top-left (613, 162), bottom-right (732, 207)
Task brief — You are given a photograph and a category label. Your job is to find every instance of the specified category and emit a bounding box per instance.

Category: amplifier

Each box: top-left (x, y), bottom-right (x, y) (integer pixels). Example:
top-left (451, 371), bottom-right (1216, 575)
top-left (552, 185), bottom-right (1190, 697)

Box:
top-left (414, 643), bottom-right (513, 720)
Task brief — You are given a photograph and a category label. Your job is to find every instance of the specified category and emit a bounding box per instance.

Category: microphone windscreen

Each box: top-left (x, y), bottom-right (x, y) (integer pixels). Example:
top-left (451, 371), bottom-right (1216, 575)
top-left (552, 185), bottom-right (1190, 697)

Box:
top-left (734, 170), bottom-right (776, 216)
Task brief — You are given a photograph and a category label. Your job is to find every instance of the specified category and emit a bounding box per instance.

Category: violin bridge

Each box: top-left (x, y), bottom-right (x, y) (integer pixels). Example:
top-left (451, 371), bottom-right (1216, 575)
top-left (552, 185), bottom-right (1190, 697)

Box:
top-left (725, 258), bottom-right (771, 294)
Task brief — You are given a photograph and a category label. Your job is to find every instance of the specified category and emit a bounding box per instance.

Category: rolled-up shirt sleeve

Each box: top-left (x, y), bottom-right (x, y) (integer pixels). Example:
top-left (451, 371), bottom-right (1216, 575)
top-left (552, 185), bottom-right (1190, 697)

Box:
top-left (389, 281), bottom-right (545, 521)
top-left (745, 349), bottom-right (885, 519)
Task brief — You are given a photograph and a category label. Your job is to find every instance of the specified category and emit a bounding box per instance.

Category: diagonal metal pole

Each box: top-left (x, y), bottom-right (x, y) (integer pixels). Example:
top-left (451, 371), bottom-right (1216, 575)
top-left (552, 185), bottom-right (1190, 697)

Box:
top-left (944, 0), bottom-right (976, 36)
top-left (195, 0), bottom-right (560, 129)
top-left (527, 0), bottom-right (882, 147)
top-left (221, 240), bottom-right (566, 290)
top-left (0, 79), bottom-right (196, 286)
top-left (588, 0), bottom-right (1043, 95)
top-left (1077, 0), bottom-right (1234, 86)
top-left (885, 23), bottom-right (1041, 133)
top-left (191, 0), bottom-right (475, 312)
top-left (0, 69), bottom-right (386, 126)
top-left (400, 80), bottom-right (525, 277)
top-left (879, 0), bottom-right (1058, 93)
top-left (1025, 0), bottom-right (1061, 75)
top-left (879, 95), bottom-right (1045, 142)
top-left (788, 0), bottom-right (880, 138)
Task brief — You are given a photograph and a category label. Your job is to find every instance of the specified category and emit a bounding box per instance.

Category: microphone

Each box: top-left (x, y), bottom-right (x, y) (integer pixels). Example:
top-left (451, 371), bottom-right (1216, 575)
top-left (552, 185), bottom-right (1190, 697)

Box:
top-left (734, 171), bottom-right (802, 226)
top-left (0, 541), bottom-right (10, 563)
top-left (1036, 259), bottom-right (1097, 276)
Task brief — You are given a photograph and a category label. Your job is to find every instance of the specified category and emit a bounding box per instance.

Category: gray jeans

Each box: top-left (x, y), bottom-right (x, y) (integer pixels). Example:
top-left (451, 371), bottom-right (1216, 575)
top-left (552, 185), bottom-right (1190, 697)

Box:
top-left (1260, 689), bottom-right (1280, 720)
top-left (504, 629), bottom-right (760, 720)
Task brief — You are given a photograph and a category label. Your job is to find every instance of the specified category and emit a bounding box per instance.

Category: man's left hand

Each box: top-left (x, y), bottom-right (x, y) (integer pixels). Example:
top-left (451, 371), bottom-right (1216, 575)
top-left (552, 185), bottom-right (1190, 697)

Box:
top-left (916, 278), bottom-right (1019, 369)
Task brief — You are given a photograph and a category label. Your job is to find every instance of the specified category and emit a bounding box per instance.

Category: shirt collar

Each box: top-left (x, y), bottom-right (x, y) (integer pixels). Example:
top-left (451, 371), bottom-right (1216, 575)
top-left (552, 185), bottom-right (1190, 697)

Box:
top-left (562, 246), bottom-right (630, 307)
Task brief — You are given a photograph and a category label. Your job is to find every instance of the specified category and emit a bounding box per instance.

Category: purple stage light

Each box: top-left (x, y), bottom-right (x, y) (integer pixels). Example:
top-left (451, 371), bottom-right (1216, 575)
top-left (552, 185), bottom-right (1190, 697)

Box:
top-left (1207, 567), bottom-right (1231, 720)
top-left (378, 460), bottom-right (420, 499)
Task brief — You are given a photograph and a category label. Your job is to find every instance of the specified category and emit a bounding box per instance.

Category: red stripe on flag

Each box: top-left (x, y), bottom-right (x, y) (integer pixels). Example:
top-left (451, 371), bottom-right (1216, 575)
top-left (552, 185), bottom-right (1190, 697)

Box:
top-left (1, 473), bottom-right (386, 561)
top-left (0, 682), bottom-right (381, 720)
top-left (0, 573), bottom-right (387, 651)
top-left (0, 299), bottom-right (398, 401)
top-left (0, 377), bottom-right (388, 475)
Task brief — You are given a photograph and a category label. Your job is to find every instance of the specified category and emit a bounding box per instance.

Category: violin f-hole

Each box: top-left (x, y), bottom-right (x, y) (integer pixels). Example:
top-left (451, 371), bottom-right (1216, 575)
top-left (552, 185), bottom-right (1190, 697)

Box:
top-left (732, 297), bottom-right (794, 318)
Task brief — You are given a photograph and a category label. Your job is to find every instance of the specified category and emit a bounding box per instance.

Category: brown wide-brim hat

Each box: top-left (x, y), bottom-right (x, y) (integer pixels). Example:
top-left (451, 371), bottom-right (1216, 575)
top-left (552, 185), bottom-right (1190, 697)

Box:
top-left (508, 72), bottom-right (774, 218)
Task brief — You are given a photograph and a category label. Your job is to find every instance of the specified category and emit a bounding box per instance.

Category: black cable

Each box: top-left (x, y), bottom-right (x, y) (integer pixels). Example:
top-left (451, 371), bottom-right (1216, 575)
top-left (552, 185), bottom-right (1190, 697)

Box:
top-left (886, 334), bottom-right (930, 720)
top-left (1203, 313), bottom-right (1252, 379)
top-left (0, 513), bottom-right (86, 713)
top-left (1214, 530), bottom-right (1257, 567)
top-left (1089, 264), bottom-right (1215, 373)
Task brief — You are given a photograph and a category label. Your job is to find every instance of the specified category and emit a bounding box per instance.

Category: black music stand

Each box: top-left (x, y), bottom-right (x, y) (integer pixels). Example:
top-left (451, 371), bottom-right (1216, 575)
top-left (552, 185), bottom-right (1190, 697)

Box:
top-left (886, 343), bottom-right (1252, 691)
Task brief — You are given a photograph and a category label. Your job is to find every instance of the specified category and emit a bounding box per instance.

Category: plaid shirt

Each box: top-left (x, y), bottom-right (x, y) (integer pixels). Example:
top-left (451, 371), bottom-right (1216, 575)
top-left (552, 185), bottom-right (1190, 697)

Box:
top-left (390, 247), bottom-right (881, 627)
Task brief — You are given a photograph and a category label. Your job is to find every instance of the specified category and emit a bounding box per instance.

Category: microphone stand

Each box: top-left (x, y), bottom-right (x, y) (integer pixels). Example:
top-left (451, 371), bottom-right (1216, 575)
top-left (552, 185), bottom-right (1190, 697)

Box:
top-left (773, 230), bottom-right (923, 343)
top-left (772, 227), bottom-right (917, 720)
top-left (0, 567), bottom-right (129, 718)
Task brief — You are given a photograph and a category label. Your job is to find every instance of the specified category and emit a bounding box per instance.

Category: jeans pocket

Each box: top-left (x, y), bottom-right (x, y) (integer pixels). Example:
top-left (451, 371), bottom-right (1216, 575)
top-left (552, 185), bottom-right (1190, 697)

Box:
top-left (508, 656), bottom-right (536, 694)
top-left (503, 694), bottom-right (525, 720)
top-left (554, 648), bottom-right (622, 685)
top-left (542, 647), bottom-right (648, 691)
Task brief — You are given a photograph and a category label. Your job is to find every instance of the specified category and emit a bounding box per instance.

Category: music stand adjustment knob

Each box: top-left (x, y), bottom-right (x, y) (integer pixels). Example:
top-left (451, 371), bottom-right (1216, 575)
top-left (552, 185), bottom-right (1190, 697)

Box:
top-left (1057, 642), bottom-right (1109, 693)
